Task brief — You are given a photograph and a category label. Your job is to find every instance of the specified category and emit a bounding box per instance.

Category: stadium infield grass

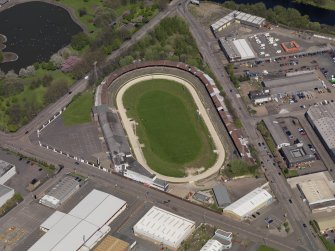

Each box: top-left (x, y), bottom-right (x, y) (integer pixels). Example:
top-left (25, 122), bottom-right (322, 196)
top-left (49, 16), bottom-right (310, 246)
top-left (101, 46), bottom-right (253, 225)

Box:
top-left (122, 79), bottom-right (217, 177)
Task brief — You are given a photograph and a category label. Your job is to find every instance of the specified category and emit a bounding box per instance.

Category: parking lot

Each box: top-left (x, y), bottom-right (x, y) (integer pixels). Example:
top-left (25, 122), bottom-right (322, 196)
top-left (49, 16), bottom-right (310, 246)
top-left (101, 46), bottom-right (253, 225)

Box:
top-left (0, 148), bottom-right (50, 197)
top-left (248, 32), bottom-right (285, 58)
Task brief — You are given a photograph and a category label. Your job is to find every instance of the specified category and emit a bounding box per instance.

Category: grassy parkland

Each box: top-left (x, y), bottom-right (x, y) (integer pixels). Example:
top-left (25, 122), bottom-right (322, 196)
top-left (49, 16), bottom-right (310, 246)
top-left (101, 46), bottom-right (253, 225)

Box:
top-left (122, 79), bottom-right (217, 177)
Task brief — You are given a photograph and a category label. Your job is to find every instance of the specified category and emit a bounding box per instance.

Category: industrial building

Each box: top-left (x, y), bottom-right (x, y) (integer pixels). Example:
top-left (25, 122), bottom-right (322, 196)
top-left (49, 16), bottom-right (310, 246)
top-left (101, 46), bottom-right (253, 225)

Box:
top-left (262, 72), bottom-right (323, 95)
top-left (39, 175), bottom-right (82, 208)
top-left (133, 206), bottom-right (195, 250)
top-left (288, 172), bottom-right (335, 212)
top-left (200, 229), bottom-right (232, 251)
top-left (211, 10), bottom-right (265, 34)
top-left (248, 89), bottom-right (272, 105)
top-left (306, 103), bottom-right (335, 163)
top-left (219, 38), bottom-right (256, 62)
top-left (0, 160), bottom-right (16, 185)
top-left (29, 189), bottom-right (127, 251)
top-left (280, 143), bottom-right (315, 167)
top-left (313, 211), bottom-right (335, 233)
top-left (0, 184), bottom-right (14, 208)
top-left (223, 187), bottom-right (273, 221)
top-left (263, 117), bottom-right (290, 149)
top-left (212, 184), bottom-right (231, 208)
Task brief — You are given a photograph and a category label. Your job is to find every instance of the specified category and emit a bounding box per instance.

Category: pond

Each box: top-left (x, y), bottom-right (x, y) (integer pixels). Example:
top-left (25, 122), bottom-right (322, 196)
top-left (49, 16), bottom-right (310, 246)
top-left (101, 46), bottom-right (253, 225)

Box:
top-left (219, 0), bottom-right (335, 26)
top-left (0, 1), bottom-right (82, 73)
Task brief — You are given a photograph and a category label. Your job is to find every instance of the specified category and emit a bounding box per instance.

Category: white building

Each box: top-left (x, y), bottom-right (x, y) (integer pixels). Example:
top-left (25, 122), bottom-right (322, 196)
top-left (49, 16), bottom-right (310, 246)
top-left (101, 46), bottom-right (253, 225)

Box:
top-left (200, 240), bottom-right (224, 251)
top-left (223, 187), bottom-right (273, 220)
top-left (0, 160), bottom-right (16, 185)
top-left (0, 184), bottom-right (14, 208)
top-left (29, 189), bottom-right (126, 251)
top-left (133, 206), bottom-right (195, 250)
top-left (219, 38), bottom-right (255, 62)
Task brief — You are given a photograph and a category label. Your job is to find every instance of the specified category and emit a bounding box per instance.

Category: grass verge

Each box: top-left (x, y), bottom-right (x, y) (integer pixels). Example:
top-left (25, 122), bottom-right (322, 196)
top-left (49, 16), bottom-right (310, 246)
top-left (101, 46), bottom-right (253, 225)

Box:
top-left (0, 193), bottom-right (23, 217)
top-left (62, 91), bottom-right (93, 126)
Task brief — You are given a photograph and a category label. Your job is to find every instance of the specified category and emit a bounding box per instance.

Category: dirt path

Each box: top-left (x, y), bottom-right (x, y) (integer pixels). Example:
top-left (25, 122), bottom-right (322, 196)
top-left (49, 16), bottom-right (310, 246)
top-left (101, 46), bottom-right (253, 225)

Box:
top-left (116, 74), bottom-right (226, 183)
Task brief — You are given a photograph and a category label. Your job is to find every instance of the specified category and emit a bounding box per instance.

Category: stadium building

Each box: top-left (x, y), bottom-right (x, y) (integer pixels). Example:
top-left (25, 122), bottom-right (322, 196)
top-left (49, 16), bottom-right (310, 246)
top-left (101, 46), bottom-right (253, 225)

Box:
top-left (29, 189), bottom-right (127, 251)
top-left (133, 206), bottom-right (195, 250)
top-left (306, 103), bottom-right (335, 163)
top-left (211, 11), bottom-right (265, 34)
top-left (219, 38), bottom-right (256, 62)
top-left (223, 187), bottom-right (273, 221)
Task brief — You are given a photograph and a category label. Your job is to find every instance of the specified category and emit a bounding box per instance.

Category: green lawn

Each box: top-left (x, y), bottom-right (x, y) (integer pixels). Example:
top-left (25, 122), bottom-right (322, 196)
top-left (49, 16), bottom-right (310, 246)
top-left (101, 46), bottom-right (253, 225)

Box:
top-left (123, 79), bottom-right (217, 177)
top-left (224, 159), bottom-right (258, 178)
top-left (258, 245), bottom-right (278, 251)
top-left (62, 91), bottom-right (93, 125)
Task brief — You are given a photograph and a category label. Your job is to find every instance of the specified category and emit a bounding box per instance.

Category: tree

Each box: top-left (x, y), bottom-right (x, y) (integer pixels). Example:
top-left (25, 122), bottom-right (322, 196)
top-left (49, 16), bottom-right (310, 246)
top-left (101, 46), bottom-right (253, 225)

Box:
top-left (71, 32), bottom-right (90, 51)
top-left (0, 51), bottom-right (3, 63)
top-left (44, 79), bottom-right (69, 104)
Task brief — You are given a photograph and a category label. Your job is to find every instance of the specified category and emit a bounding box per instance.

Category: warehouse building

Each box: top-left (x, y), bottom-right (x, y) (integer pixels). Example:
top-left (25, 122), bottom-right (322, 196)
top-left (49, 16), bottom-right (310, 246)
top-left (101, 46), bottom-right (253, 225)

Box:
top-left (200, 229), bottom-right (233, 250)
top-left (288, 172), bottom-right (335, 212)
top-left (211, 11), bottom-right (265, 34)
top-left (219, 38), bottom-right (256, 62)
top-left (248, 89), bottom-right (272, 105)
top-left (223, 187), bottom-right (273, 221)
top-left (133, 206), bottom-right (195, 250)
top-left (281, 143), bottom-right (315, 167)
top-left (212, 184), bottom-right (231, 208)
top-left (262, 72), bottom-right (323, 95)
top-left (0, 184), bottom-right (14, 208)
top-left (39, 175), bottom-right (82, 208)
top-left (0, 160), bottom-right (16, 185)
top-left (263, 117), bottom-right (290, 149)
top-left (29, 189), bottom-right (127, 251)
top-left (306, 103), bottom-right (335, 163)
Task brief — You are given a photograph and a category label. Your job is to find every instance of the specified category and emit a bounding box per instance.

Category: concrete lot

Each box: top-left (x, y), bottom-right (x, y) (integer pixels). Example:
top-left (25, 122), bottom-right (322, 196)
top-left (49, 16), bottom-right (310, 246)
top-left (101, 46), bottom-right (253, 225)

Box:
top-left (39, 117), bottom-right (103, 163)
top-left (0, 148), bottom-right (49, 197)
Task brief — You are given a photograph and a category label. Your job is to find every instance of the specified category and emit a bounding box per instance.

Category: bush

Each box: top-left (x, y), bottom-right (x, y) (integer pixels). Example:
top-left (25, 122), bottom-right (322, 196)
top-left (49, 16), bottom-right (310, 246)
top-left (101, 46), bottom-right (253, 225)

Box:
top-left (71, 32), bottom-right (90, 51)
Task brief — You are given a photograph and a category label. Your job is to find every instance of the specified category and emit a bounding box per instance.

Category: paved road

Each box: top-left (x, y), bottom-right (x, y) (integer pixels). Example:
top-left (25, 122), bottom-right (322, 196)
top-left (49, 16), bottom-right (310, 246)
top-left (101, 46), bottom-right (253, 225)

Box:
top-left (0, 1), bottom-right (322, 250)
top-left (179, 2), bottom-right (323, 251)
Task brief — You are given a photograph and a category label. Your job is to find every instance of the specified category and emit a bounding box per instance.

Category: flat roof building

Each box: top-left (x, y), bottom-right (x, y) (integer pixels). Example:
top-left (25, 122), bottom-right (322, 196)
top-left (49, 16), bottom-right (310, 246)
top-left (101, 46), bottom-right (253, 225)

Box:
top-left (281, 144), bottom-right (315, 167)
top-left (288, 172), bottom-right (335, 212)
top-left (39, 175), bottom-right (81, 208)
top-left (212, 184), bottom-right (231, 208)
top-left (314, 211), bottom-right (335, 233)
top-left (29, 189), bottom-right (127, 251)
top-left (306, 103), bottom-right (335, 163)
top-left (219, 38), bottom-right (255, 62)
top-left (133, 206), bottom-right (195, 250)
top-left (223, 187), bottom-right (273, 221)
top-left (262, 72), bottom-right (323, 95)
top-left (0, 184), bottom-right (14, 208)
top-left (211, 10), bottom-right (265, 34)
top-left (249, 89), bottom-right (272, 105)
top-left (0, 160), bottom-right (16, 185)
top-left (263, 117), bottom-right (290, 149)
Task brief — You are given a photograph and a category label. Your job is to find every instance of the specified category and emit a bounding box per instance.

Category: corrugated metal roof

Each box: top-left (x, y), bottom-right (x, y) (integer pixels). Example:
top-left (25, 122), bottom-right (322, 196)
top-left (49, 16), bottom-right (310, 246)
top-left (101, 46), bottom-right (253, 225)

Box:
top-left (223, 187), bottom-right (272, 218)
top-left (29, 190), bottom-right (126, 251)
top-left (232, 39), bottom-right (255, 60)
top-left (133, 206), bottom-right (195, 249)
top-left (212, 184), bottom-right (231, 208)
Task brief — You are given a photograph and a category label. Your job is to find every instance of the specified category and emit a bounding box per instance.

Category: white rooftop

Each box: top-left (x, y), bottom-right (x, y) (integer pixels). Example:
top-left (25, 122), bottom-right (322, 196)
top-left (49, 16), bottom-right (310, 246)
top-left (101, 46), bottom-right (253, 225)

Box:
top-left (29, 189), bottom-right (126, 251)
top-left (223, 187), bottom-right (272, 218)
top-left (200, 239), bottom-right (223, 251)
top-left (40, 211), bottom-right (66, 231)
top-left (133, 206), bottom-right (195, 249)
top-left (232, 39), bottom-right (255, 60)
